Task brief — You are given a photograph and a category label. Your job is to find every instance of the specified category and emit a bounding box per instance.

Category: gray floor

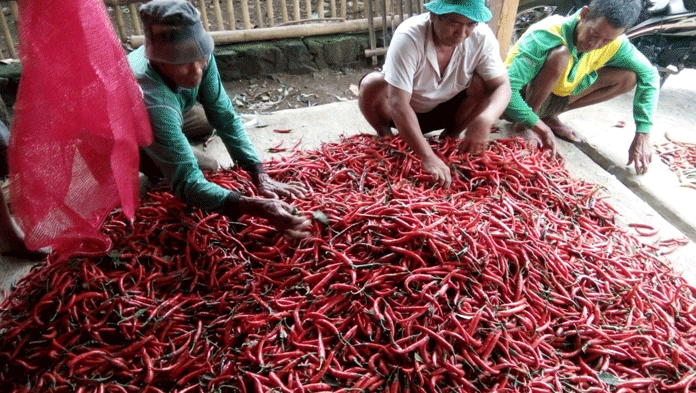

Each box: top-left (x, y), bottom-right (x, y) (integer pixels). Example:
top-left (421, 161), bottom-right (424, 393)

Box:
top-left (2, 70), bottom-right (696, 298)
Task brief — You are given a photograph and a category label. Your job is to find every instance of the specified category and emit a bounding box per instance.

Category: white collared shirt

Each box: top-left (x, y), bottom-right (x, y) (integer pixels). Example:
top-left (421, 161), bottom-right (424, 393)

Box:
top-left (383, 12), bottom-right (507, 113)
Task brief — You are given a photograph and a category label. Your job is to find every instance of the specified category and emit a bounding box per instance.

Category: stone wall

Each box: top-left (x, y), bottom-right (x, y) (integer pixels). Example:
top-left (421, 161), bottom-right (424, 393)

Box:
top-left (215, 34), bottom-right (378, 79)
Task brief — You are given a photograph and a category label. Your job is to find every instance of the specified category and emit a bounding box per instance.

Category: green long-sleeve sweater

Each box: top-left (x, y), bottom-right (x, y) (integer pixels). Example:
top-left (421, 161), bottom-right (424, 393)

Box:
top-left (504, 11), bottom-right (659, 133)
top-left (129, 47), bottom-right (263, 212)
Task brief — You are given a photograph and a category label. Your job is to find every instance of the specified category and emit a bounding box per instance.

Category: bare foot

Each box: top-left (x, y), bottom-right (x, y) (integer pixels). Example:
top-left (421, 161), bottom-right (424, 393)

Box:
top-left (512, 123), bottom-right (543, 149)
top-left (542, 115), bottom-right (581, 143)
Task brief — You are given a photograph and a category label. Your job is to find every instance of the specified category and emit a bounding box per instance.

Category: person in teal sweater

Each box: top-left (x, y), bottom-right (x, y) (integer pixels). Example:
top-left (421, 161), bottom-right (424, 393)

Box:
top-left (130, 0), bottom-right (310, 238)
top-left (504, 0), bottom-right (659, 174)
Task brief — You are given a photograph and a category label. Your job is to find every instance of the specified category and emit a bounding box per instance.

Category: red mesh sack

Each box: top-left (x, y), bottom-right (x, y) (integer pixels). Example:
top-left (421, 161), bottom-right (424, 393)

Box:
top-left (8, 0), bottom-right (152, 259)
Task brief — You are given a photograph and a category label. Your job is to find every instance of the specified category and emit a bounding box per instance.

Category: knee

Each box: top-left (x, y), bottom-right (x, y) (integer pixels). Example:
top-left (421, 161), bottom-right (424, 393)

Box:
top-left (620, 70), bottom-right (638, 91)
top-left (544, 45), bottom-right (571, 78)
top-left (358, 72), bottom-right (387, 103)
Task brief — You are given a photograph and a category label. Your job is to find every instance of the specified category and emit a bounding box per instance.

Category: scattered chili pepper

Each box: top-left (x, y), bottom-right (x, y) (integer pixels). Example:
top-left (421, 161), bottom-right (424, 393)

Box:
top-left (0, 135), bottom-right (694, 392)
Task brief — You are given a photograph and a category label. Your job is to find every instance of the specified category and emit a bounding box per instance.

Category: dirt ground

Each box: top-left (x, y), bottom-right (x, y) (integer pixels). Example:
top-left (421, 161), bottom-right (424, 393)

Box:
top-left (223, 67), bottom-right (372, 113)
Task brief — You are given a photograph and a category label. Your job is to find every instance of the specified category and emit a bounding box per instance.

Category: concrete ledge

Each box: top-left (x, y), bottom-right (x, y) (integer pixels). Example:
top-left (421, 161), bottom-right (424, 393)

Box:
top-left (560, 69), bottom-right (696, 245)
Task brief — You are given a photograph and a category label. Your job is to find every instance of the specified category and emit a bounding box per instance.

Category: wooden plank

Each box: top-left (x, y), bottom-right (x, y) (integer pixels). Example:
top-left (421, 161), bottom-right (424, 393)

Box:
top-left (488, 0), bottom-right (520, 57)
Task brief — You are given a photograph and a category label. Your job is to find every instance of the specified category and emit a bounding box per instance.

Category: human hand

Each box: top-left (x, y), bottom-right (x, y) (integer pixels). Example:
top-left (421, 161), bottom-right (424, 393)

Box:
top-left (627, 133), bottom-right (652, 175)
top-left (256, 173), bottom-right (307, 199)
top-left (240, 196), bottom-right (311, 239)
top-left (459, 117), bottom-right (493, 155)
top-left (421, 154), bottom-right (451, 188)
top-left (532, 121), bottom-right (559, 159)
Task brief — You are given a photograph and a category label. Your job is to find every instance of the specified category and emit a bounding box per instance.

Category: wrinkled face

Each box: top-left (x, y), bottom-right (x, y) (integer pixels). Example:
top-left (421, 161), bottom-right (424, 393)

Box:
top-left (431, 13), bottom-right (478, 47)
top-left (575, 14), bottom-right (626, 53)
top-left (153, 57), bottom-right (208, 89)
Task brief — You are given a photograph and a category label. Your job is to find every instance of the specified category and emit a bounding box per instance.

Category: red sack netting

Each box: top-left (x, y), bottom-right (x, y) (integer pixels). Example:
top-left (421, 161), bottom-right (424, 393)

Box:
top-left (8, 0), bottom-right (152, 258)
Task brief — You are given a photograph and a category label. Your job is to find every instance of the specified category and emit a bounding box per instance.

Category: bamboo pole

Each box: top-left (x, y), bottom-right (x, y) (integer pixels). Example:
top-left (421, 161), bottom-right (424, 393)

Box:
top-left (113, 2), bottom-right (128, 42)
top-left (198, 0), bottom-right (210, 30)
top-left (254, 0), bottom-right (264, 27)
top-left (279, 0), bottom-right (289, 23)
top-left (278, 17), bottom-right (343, 26)
top-left (305, 0), bottom-right (311, 20)
top-left (353, 0), bottom-right (359, 16)
top-left (318, 0), bottom-right (325, 19)
top-left (103, 0), bottom-right (143, 4)
top-left (330, 0), bottom-right (337, 17)
top-left (129, 3), bottom-right (142, 35)
top-left (212, 0), bottom-right (224, 29)
top-left (10, 0), bottom-right (18, 55)
top-left (226, 0), bottom-right (235, 30)
top-left (0, 10), bottom-right (15, 59)
top-left (293, 0), bottom-right (301, 20)
top-left (129, 15), bottom-right (404, 46)
top-left (399, 0), bottom-right (404, 24)
top-left (340, 0), bottom-right (347, 19)
top-left (366, 0), bottom-right (377, 65)
top-left (10, 1), bottom-right (18, 24)
top-left (381, 0), bottom-right (387, 48)
top-left (267, 0), bottom-right (275, 27)
top-left (240, 0), bottom-right (252, 29)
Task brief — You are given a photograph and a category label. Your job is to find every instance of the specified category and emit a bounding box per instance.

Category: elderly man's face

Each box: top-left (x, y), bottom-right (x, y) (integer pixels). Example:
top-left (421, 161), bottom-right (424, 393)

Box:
top-left (431, 13), bottom-right (478, 48)
top-left (154, 57), bottom-right (208, 89)
top-left (575, 14), bottom-right (626, 53)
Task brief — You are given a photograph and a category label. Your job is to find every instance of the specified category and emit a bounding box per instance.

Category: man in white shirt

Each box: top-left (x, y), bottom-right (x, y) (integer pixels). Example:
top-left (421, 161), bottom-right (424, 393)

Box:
top-left (358, 0), bottom-right (511, 187)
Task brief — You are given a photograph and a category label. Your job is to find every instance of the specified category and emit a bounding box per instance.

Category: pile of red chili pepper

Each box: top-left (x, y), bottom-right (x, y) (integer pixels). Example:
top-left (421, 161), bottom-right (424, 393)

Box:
top-left (656, 135), bottom-right (696, 190)
top-left (1, 135), bottom-right (695, 393)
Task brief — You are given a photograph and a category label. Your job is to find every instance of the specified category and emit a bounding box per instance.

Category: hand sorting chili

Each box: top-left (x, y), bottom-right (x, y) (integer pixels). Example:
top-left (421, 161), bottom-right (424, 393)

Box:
top-left (0, 135), bottom-right (694, 393)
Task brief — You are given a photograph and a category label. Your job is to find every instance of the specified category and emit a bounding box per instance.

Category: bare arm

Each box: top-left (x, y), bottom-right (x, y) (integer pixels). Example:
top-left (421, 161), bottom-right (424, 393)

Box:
top-left (387, 84), bottom-right (451, 187)
top-left (460, 74), bottom-right (511, 154)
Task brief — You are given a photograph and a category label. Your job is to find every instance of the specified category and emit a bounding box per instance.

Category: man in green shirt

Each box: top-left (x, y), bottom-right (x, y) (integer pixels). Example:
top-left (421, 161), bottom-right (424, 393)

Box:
top-left (130, 0), bottom-right (310, 238)
top-left (504, 0), bottom-right (659, 174)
